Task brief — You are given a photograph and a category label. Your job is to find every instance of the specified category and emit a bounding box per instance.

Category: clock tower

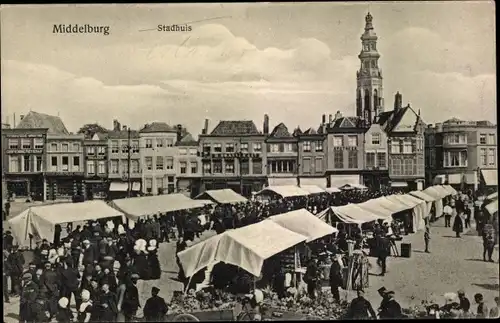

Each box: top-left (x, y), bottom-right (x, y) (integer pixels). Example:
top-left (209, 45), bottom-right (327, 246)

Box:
top-left (356, 12), bottom-right (384, 125)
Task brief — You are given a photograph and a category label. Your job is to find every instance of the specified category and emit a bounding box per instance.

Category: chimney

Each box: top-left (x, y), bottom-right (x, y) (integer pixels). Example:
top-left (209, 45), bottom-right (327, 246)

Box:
top-left (176, 124), bottom-right (183, 143)
top-left (122, 125), bottom-right (127, 131)
top-left (329, 114), bottom-right (333, 123)
top-left (335, 111), bottom-right (342, 120)
top-left (203, 119), bottom-right (209, 135)
top-left (263, 114), bottom-right (269, 134)
top-left (322, 114), bottom-right (326, 125)
top-left (394, 92), bottom-right (403, 110)
top-left (20, 115), bottom-right (25, 121)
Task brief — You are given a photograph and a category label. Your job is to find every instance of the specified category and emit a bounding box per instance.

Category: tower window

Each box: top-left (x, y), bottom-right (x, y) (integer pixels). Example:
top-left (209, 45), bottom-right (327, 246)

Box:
top-left (363, 61), bottom-right (369, 69)
top-left (371, 43), bottom-right (376, 50)
top-left (371, 60), bottom-right (376, 68)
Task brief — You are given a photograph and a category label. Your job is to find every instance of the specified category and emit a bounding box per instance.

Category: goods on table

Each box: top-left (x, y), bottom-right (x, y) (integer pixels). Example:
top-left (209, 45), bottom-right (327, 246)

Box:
top-left (168, 290), bottom-right (238, 315)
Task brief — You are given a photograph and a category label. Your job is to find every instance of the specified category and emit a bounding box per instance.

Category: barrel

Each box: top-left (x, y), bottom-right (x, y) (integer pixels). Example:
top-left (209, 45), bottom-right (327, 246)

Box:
top-left (400, 243), bottom-right (411, 258)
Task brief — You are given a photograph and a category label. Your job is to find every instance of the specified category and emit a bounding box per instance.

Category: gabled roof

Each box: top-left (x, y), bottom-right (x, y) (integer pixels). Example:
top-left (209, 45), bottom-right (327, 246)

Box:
top-left (92, 132), bottom-right (109, 140)
top-left (331, 116), bottom-right (361, 129)
top-left (375, 111), bottom-right (393, 127)
top-left (107, 129), bottom-right (139, 139)
top-left (16, 111), bottom-right (69, 135)
top-left (140, 122), bottom-right (176, 133)
top-left (303, 127), bottom-right (317, 135)
top-left (270, 123), bottom-right (292, 137)
top-left (381, 106), bottom-right (423, 133)
top-left (292, 126), bottom-right (303, 136)
top-left (176, 133), bottom-right (198, 147)
top-left (209, 120), bottom-right (260, 136)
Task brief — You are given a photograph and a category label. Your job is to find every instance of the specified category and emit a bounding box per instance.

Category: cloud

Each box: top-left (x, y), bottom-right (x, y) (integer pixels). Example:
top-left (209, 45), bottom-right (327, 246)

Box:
top-left (1, 23), bottom-right (496, 135)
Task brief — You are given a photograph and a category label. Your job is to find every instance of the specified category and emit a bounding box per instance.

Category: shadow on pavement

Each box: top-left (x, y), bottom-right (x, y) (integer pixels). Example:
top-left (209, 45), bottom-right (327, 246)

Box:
top-left (5, 313), bottom-right (20, 321)
top-left (465, 258), bottom-right (487, 262)
top-left (472, 283), bottom-right (500, 291)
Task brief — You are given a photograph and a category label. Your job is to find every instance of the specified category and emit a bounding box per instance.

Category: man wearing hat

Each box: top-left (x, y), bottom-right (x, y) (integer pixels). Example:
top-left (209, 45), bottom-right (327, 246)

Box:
top-left (3, 230), bottom-right (14, 251)
top-left (7, 245), bottom-right (25, 296)
top-left (143, 287), bottom-right (168, 322)
top-left (117, 273), bottom-right (141, 322)
top-left (98, 283), bottom-right (118, 322)
top-left (458, 290), bottom-right (471, 317)
top-left (20, 272), bottom-right (39, 323)
top-left (60, 259), bottom-right (81, 309)
top-left (378, 291), bottom-right (403, 318)
top-left (82, 239), bottom-right (96, 267)
top-left (329, 254), bottom-right (343, 303)
top-left (346, 289), bottom-right (377, 319)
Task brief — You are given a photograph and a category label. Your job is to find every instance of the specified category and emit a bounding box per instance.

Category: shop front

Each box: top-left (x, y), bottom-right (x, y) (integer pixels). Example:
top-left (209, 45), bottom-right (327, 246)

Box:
top-left (201, 177), bottom-right (267, 198)
top-left (108, 179), bottom-right (141, 199)
top-left (45, 172), bottom-right (85, 201)
top-left (177, 177), bottom-right (202, 198)
top-left (84, 177), bottom-right (109, 200)
top-left (361, 170), bottom-right (390, 190)
top-left (5, 174), bottom-right (45, 201)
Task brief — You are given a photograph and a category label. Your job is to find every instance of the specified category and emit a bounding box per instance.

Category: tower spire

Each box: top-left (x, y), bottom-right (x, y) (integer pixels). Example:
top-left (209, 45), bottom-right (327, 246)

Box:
top-left (365, 12), bottom-right (374, 31)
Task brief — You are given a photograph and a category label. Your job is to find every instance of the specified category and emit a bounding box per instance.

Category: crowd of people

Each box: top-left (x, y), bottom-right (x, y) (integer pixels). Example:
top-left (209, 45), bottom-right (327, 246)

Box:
top-left (3, 186), bottom-right (498, 322)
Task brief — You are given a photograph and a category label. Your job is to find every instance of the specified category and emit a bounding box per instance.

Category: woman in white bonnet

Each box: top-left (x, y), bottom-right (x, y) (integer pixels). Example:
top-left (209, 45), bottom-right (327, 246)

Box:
top-left (55, 297), bottom-right (73, 322)
top-left (147, 239), bottom-right (161, 280)
top-left (78, 289), bottom-right (93, 323)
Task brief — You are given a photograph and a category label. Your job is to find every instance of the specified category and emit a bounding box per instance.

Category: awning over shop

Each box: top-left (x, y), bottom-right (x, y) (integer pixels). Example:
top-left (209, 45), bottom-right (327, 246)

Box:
top-left (390, 182), bottom-right (408, 188)
top-left (441, 185), bottom-right (458, 196)
top-left (7, 201), bottom-right (124, 247)
top-left (485, 199), bottom-right (498, 215)
top-left (299, 177), bottom-right (327, 188)
top-left (481, 169), bottom-right (498, 186)
top-left (487, 192), bottom-right (498, 201)
top-left (112, 194), bottom-right (212, 221)
top-left (194, 189), bottom-right (247, 204)
top-left (268, 209), bottom-right (337, 242)
top-left (132, 182), bottom-right (141, 191)
top-left (325, 187), bottom-right (341, 193)
top-left (109, 182), bottom-right (141, 192)
top-left (299, 185), bottom-right (326, 194)
top-left (447, 174), bottom-right (463, 185)
top-left (319, 204), bottom-right (388, 224)
top-left (329, 175), bottom-right (360, 188)
top-left (409, 190), bottom-right (436, 202)
top-left (433, 175), bottom-right (446, 185)
top-left (177, 220), bottom-right (307, 278)
top-left (256, 185), bottom-right (309, 198)
top-left (267, 177), bottom-right (298, 186)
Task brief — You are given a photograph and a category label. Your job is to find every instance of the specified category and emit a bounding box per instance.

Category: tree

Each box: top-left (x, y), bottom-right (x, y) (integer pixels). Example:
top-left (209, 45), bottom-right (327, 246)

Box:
top-left (77, 123), bottom-right (108, 139)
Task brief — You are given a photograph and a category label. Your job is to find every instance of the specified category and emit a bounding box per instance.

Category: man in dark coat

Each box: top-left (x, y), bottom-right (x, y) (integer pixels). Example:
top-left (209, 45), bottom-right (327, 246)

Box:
top-left (304, 258), bottom-right (319, 299)
top-left (98, 283), bottom-right (118, 322)
top-left (20, 272), bottom-right (39, 323)
top-left (3, 231), bottom-right (14, 251)
top-left (7, 245), bottom-right (25, 296)
top-left (60, 259), bottom-right (81, 308)
top-left (463, 204), bottom-right (472, 229)
top-left (329, 256), bottom-right (343, 303)
top-left (3, 250), bottom-right (10, 303)
top-left (375, 235), bottom-right (390, 276)
top-left (118, 273), bottom-right (141, 322)
top-left (143, 287), bottom-right (168, 321)
top-left (378, 291), bottom-right (403, 318)
top-left (346, 290), bottom-right (377, 319)
top-left (81, 240), bottom-right (96, 267)
top-left (39, 262), bottom-right (60, 318)
top-left (453, 212), bottom-right (464, 238)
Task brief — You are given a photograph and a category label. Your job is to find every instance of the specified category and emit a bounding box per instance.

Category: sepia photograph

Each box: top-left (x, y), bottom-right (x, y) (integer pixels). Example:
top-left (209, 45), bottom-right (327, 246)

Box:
top-left (1, 2), bottom-right (498, 321)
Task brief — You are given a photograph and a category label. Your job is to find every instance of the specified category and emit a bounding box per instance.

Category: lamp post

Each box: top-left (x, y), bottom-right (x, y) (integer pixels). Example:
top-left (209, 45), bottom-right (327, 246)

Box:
top-left (127, 128), bottom-right (132, 198)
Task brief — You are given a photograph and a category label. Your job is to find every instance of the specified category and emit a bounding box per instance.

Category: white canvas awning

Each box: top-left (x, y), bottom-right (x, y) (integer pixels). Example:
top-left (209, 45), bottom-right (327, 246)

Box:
top-left (268, 209), bottom-right (337, 242)
top-left (386, 194), bottom-right (425, 209)
top-left (481, 169), bottom-right (498, 186)
top-left (433, 175), bottom-right (446, 185)
top-left (112, 194), bottom-right (212, 221)
top-left (372, 196), bottom-right (411, 213)
top-left (109, 181), bottom-right (140, 192)
top-left (177, 220), bottom-right (307, 278)
top-left (391, 182), bottom-right (408, 188)
top-left (325, 187), bottom-right (341, 193)
top-left (267, 177), bottom-right (298, 186)
top-left (329, 175), bottom-right (360, 188)
top-left (339, 183), bottom-right (368, 190)
top-left (357, 199), bottom-right (395, 218)
top-left (299, 185), bottom-right (326, 194)
top-left (487, 192), bottom-right (498, 201)
top-left (321, 204), bottom-right (388, 224)
top-left (298, 177), bottom-right (327, 188)
top-left (256, 185), bottom-right (309, 198)
top-left (409, 190), bottom-right (436, 202)
top-left (195, 189), bottom-right (247, 204)
top-left (447, 174), bottom-right (463, 185)
top-left (485, 199), bottom-right (498, 215)
top-left (7, 201), bottom-right (125, 247)
top-left (442, 185), bottom-right (458, 196)
top-left (423, 186), bottom-right (448, 199)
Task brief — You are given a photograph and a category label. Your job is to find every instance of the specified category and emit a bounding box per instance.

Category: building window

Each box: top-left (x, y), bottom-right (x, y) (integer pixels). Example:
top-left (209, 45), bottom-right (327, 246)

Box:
top-left (110, 160), bottom-right (119, 174)
top-left (145, 139), bottom-right (153, 148)
top-left (73, 143), bottom-right (80, 152)
top-left (145, 178), bottom-right (153, 194)
top-left (157, 177), bottom-right (164, 194)
top-left (166, 158), bottom-right (174, 170)
top-left (62, 156), bottom-right (69, 171)
top-left (9, 156), bottom-right (20, 172)
top-left (121, 160), bottom-right (129, 174)
top-left (377, 152), bottom-right (386, 168)
top-left (429, 149), bottom-right (435, 168)
top-left (8, 139), bottom-right (19, 149)
top-left (403, 159), bottom-right (414, 175)
top-left (23, 155), bottom-right (30, 172)
top-left (371, 133), bottom-right (380, 145)
top-left (488, 149), bottom-right (496, 166)
top-left (166, 138), bottom-right (174, 147)
top-left (73, 156), bottom-right (80, 171)
top-left (348, 150), bottom-right (358, 168)
top-left (131, 160), bottom-right (140, 173)
top-left (284, 143), bottom-right (295, 152)
top-left (315, 158), bottom-right (323, 173)
top-left (252, 158), bottom-right (262, 174)
top-left (315, 141), bottom-right (323, 152)
top-left (213, 160), bottom-right (223, 173)
top-left (302, 158), bottom-right (311, 173)
top-left (50, 143), bottom-right (58, 151)
top-left (480, 133), bottom-right (486, 145)
top-left (446, 133), bottom-right (467, 145)
top-left (179, 148), bottom-right (187, 155)
top-left (303, 141), bottom-right (311, 152)
top-left (87, 161), bottom-right (95, 174)
top-left (22, 139), bottom-right (31, 149)
top-left (97, 147), bottom-right (106, 156)
top-left (333, 136), bottom-right (343, 147)
top-left (145, 157), bottom-right (153, 170)
top-left (391, 159), bottom-right (402, 175)
top-left (225, 159), bottom-right (235, 173)
top-left (348, 136), bottom-right (358, 147)
top-left (444, 151), bottom-right (468, 167)
top-left (334, 151), bottom-right (343, 168)
top-left (156, 156), bottom-right (164, 170)
top-left (51, 156), bottom-right (58, 171)
top-left (191, 162), bottom-right (198, 174)
top-left (269, 160), bottom-right (296, 173)
top-left (87, 147), bottom-right (96, 155)
top-left (214, 143), bottom-right (222, 153)
top-left (488, 134), bottom-right (495, 145)
top-left (121, 143), bottom-right (129, 154)
top-left (240, 143), bottom-right (249, 153)
top-left (366, 152), bottom-right (375, 168)
top-left (270, 144), bottom-right (280, 153)
top-left (132, 140), bottom-right (139, 153)
top-left (225, 143), bottom-right (235, 153)
top-left (391, 142), bottom-right (401, 154)
top-left (203, 162), bottom-right (211, 174)
top-left (189, 148), bottom-right (197, 155)
top-left (253, 143), bottom-right (262, 153)
top-left (180, 162), bottom-right (187, 174)
top-left (403, 141), bottom-right (412, 154)
top-left (240, 159), bottom-right (250, 175)
top-left (35, 156), bottom-right (43, 172)
top-left (111, 141), bottom-right (119, 153)
top-left (156, 139), bottom-right (164, 148)
top-left (203, 143), bottom-right (211, 154)
top-left (62, 144), bottom-right (69, 152)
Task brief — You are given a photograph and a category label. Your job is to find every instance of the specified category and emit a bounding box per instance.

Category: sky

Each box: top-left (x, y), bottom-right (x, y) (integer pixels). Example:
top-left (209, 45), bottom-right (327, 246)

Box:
top-left (1, 2), bottom-right (496, 135)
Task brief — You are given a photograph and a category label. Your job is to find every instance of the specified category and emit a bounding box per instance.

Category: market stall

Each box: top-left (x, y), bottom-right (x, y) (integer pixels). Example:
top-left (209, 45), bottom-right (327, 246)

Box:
top-left (7, 200), bottom-right (124, 247)
top-left (409, 190), bottom-right (438, 219)
top-left (111, 193), bottom-right (212, 222)
top-left (487, 191), bottom-right (498, 201)
top-left (318, 204), bottom-right (387, 225)
top-left (386, 194), bottom-right (427, 232)
top-left (298, 185), bottom-right (326, 195)
top-left (255, 185), bottom-right (310, 199)
top-left (441, 185), bottom-right (458, 196)
top-left (194, 189), bottom-right (248, 205)
top-left (417, 188), bottom-right (445, 220)
top-left (325, 187), bottom-right (341, 194)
